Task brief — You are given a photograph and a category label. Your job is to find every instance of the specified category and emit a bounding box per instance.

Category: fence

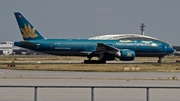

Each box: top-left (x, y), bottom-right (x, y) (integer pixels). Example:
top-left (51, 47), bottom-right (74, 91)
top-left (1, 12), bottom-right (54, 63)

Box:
top-left (0, 85), bottom-right (180, 101)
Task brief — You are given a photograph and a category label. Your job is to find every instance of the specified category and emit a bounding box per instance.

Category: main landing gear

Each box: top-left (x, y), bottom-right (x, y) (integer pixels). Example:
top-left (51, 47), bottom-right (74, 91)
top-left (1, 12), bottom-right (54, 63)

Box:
top-left (84, 53), bottom-right (106, 64)
top-left (84, 59), bottom-right (106, 64)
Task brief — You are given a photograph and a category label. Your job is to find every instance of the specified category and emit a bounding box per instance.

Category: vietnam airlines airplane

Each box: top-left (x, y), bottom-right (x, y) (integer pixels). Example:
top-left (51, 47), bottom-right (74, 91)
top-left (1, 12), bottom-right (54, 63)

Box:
top-left (14, 12), bottom-right (174, 63)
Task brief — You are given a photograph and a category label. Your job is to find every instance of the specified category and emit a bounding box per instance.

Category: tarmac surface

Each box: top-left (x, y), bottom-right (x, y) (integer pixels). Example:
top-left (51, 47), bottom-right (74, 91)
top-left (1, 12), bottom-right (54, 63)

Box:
top-left (0, 69), bottom-right (180, 101)
top-left (1, 60), bottom-right (172, 64)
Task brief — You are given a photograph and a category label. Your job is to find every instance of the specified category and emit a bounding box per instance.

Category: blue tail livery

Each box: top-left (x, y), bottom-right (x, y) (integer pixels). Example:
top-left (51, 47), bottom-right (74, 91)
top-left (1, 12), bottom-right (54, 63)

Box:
top-left (14, 12), bottom-right (44, 40)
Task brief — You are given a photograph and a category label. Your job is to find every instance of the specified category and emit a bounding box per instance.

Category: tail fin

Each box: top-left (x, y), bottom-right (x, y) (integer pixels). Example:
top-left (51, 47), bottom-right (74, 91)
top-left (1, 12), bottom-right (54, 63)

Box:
top-left (14, 12), bottom-right (44, 40)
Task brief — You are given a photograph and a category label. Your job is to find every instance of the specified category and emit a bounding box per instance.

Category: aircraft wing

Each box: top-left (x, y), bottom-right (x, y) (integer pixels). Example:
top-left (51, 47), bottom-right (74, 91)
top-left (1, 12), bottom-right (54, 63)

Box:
top-left (87, 43), bottom-right (135, 62)
top-left (95, 43), bottom-right (119, 54)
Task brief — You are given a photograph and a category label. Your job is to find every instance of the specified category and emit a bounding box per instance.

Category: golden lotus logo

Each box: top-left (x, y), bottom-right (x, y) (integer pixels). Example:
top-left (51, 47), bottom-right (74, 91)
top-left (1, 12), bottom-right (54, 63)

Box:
top-left (20, 24), bottom-right (38, 38)
top-left (127, 53), bottom-right (132, 57)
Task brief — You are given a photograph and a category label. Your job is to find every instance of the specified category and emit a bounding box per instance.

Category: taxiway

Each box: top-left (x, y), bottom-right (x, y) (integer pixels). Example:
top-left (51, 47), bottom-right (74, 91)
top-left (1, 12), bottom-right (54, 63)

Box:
top-left (0, 69), bottom-right (180, 101)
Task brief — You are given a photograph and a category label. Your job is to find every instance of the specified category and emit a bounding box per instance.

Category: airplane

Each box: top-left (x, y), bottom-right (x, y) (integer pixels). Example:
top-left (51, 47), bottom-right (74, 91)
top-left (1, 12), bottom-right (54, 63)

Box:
top-left (14, 12), bottom-right (174, 63)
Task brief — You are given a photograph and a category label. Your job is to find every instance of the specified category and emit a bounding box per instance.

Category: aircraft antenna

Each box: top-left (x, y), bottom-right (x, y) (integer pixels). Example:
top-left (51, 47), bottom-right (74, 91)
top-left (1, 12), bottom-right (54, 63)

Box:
top-left (140, 23), bottom-right (146, 35)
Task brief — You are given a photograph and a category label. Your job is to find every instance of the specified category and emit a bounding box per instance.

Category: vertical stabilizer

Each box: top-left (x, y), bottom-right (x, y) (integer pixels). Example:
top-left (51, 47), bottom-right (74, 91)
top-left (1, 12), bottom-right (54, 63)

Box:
top-left (14, 12), bottom-right (44, 40)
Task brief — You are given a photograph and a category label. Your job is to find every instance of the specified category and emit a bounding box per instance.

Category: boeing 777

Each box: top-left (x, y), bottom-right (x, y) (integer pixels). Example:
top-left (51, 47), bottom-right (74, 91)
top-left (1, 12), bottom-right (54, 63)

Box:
top-left (14, 12), bottom-right (174, 63)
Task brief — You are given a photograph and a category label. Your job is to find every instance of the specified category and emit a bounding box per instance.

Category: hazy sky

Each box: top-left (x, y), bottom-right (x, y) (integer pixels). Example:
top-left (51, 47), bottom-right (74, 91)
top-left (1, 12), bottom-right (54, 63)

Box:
top-left (0, 0), bottom-right (180, 45)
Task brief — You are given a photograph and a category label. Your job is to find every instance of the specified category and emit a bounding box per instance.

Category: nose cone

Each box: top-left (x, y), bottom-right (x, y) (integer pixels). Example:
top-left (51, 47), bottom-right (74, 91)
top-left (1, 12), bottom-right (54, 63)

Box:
top-left (169, 47), bottom-right (174, 53)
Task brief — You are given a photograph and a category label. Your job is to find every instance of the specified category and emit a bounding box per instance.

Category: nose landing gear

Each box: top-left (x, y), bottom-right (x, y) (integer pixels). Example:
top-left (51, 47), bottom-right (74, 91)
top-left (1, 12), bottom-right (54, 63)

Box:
top-left (158, 56), bottom-right (163, 63)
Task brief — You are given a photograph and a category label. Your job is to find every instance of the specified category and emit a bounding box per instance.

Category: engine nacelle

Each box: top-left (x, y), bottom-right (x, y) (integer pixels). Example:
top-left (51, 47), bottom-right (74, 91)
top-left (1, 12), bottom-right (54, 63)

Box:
top-left (119, 49), bottom-right (135, 61)
top-left (98, 50), bottom-right (135, 61)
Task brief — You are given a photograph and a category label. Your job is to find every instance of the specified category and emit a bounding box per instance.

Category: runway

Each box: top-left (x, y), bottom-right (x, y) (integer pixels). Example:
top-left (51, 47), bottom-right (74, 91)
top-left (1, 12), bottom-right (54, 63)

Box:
top-left (0, 60), bottom-right (143, 64)
top-left (0, 69), bottom-right (180, 101)
top-left (0, 60), bottom-right (176, 64)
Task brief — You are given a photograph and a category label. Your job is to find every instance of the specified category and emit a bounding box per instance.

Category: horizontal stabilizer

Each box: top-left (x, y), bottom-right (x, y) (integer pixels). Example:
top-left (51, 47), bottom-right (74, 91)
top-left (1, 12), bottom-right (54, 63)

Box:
top-left (20, 41), bottom-right (37, 47)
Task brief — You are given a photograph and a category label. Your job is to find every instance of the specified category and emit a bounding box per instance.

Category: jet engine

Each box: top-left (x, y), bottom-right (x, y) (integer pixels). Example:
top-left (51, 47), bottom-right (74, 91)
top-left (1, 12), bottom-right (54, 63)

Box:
top-left (116, 49), bottom-right (135, 61)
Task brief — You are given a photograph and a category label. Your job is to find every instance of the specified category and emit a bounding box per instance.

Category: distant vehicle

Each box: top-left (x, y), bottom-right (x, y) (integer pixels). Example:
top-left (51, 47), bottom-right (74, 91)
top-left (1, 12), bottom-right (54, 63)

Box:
top-left (14, 12), bottom-right (174, 63)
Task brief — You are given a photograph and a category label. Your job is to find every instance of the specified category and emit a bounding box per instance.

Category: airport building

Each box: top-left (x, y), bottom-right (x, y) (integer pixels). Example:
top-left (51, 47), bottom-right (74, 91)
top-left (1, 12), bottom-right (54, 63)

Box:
top-left (0, 41), bottom-right (13, 55)
top-left (172, 46), bottom-right (180, 55)
top-left (173, 46), bottom-right (180, 51)
top-left (0, 41), bottom-right (43, 55)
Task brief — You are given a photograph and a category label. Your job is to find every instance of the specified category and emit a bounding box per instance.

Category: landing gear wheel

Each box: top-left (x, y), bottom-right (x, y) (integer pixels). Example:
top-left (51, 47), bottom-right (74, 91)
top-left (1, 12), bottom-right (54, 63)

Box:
top-left (84, 60), bottom-right (106, 64)
top-left (158, 57), bottom-right (162, 63)
top-left (158, 60), bottom-right (162, 63)
top-left (99, 60), bottom-right (106, 64)
top-left (84, 60), bottom-right (89, 64)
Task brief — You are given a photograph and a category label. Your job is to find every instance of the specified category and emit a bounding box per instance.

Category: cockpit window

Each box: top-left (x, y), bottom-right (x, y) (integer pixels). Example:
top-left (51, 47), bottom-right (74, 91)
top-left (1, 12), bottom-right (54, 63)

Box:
top-left (168, 44), bottom-right (173, 48)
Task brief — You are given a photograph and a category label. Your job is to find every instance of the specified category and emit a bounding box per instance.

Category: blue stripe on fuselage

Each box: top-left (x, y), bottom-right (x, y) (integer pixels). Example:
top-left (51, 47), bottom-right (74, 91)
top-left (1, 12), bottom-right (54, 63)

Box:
top-left (14, 38), bottom-right (173, 56)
